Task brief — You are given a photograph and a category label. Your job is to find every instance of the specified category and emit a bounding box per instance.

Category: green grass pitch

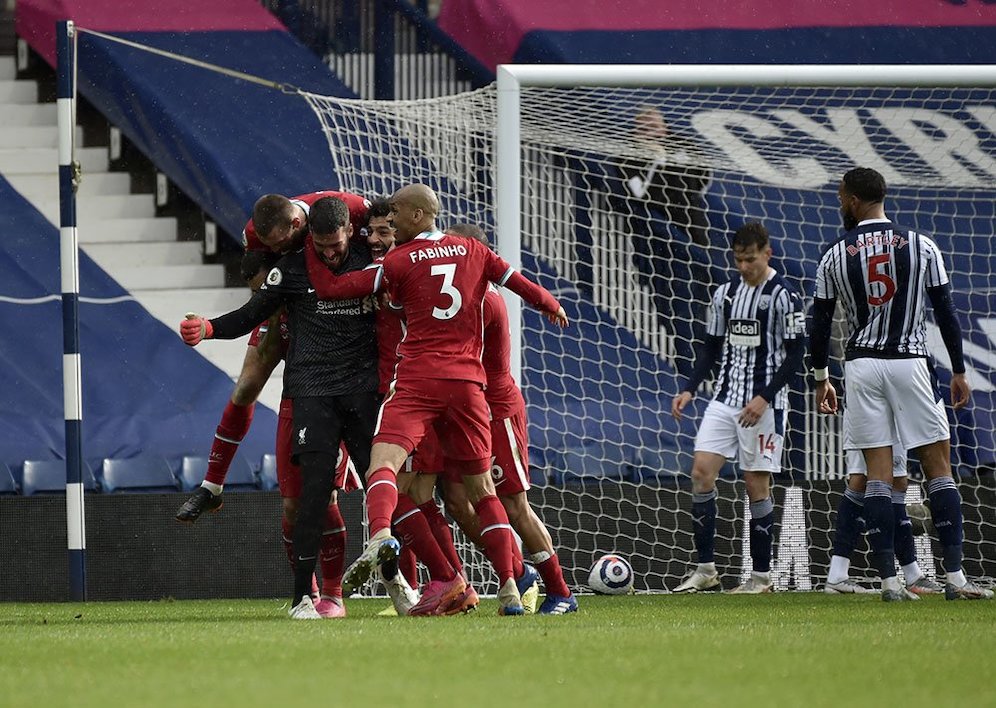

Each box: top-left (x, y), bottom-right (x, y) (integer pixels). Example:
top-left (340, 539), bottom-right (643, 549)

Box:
top-left (1, 593), bottom-right (993, 707)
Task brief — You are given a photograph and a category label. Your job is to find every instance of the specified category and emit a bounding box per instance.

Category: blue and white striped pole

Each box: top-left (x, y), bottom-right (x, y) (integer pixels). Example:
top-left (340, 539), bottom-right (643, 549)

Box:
top-left (57, 19), bottom-right (86, 601)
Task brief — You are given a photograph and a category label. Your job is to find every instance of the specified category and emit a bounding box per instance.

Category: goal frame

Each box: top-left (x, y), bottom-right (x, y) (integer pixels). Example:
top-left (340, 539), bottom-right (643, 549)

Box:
top-left (495, 63), bottom-right (996, 383)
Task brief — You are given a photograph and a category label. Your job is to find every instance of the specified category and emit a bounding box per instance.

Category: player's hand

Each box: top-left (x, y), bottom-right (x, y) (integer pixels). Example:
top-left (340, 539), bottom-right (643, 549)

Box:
top-left (738, 396), bottom-right (769, 428)
top-left (815, 380), bottom-right (837, 415)
top-left (545, 306), bottom-right (569, 328)
top-left (950, 373), bottom-right (971, 410)
top-left (671, 391), bottom-right (693, 421)
top-left (180, 313), bottom-right (213, 346)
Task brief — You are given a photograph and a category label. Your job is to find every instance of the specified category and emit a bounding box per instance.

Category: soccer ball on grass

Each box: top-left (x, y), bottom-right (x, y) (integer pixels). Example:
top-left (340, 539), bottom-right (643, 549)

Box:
top-left (588, 554), bottom-right (634, 595)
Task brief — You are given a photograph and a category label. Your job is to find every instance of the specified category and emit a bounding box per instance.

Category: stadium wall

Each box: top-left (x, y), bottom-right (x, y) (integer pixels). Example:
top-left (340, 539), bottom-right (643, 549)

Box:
top-left (3, 479), bottom-right (994, 601)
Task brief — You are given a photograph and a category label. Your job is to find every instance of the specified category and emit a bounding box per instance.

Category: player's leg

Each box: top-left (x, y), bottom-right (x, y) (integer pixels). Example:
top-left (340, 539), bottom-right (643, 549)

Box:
top-left (727, 469), bottom-right (775, 594)
top-left (825, 464), bottom-right (874, 594)
top-left (843, 359), bottom-right (907, 601)
top-left (175, 342), bottom-right (278, 522)
top-left (275, 400), bottom-right (322, 607)
top-left (491, 410), bottom-right (575, 613)
top-left (891, 468), bottom-right (939, 595)
top-left (891, 359), bottom-right (990, 599)
top-left (317, 488), bottom-right (347, 618)
top-left (392, 471), bottom-right (458, 585)
top-left (288, 397), bottom-right (342, 618)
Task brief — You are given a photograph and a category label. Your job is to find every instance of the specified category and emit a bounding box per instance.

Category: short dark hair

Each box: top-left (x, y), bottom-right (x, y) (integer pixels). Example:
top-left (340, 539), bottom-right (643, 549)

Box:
top-left (446, 223), bottom-right (489, 246)
top-left (842, 167), bottom-right (886, 203)
top-left (367, 197), bottom-right (391, 222)
top-left (309, 196), bottom-right (350, 234)
top-left (732, 222), bottom-right (770, 251)
top-left (240, 250), bottom-right (278, 282)
top-left (252, 194), bottom-right (294, 239)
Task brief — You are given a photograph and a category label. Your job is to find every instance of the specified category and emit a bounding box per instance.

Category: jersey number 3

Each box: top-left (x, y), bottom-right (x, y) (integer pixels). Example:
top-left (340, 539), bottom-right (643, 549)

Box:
top-left (430, 263), bottom-right (462, 320)
top-left (867, 254), bottom-right (896, 306)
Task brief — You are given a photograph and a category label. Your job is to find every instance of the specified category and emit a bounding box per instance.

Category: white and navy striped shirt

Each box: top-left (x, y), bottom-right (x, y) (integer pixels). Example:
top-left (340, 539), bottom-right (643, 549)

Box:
top-left (708, 269), bottom-right (805, 410)
top-left (814, 218), bottom-right (948, 361)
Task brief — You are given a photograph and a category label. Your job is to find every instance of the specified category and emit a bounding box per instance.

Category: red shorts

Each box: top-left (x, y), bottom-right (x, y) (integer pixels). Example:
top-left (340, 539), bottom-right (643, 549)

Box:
top-left (277, 399), bottom-right (361, 498)
top-left (405, 425), bottom-right (444, 475)
top-left (489, 408), bottom-right (531, 496)
top-left (375, 379), bottom-right (491, 475)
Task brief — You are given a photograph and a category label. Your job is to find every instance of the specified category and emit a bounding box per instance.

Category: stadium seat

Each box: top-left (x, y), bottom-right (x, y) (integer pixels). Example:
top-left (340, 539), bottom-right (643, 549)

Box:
top-left (0, 463), bottom-right (17, 494)
top-left (21, 459), bottom-right (98, 496)
top-left (258, 454), bottom-right (278, 491)
top-left (100, 456), bottom-right (179, 493)
top-left (552, 442), bottom-right (633, 485)
top-left (178, 455), bottom-right (256, 492)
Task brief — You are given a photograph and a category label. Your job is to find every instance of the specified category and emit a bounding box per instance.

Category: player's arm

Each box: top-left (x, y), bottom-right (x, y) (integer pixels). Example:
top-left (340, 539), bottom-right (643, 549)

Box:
top-left (484, 250), bottom-right (567, 326)
top-left (927, 282), bottom-right (970, 409)
top-left (758, 292), bottom-right (807, 404)
top-left (671, 334), bottom-right (723, 420)
top-left (308, 261), bottom-right (383, 300)
top-left (180, 288), bottom-right (284, 346)
top-left (809, 295), bottom-right (837, 414)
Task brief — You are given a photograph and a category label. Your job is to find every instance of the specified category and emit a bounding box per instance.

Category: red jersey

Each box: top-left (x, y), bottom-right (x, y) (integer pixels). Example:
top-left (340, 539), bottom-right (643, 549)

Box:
top-left (242, 190), bottom-right (370, 252)
top-left (247, 312), bottom-right (291, 359)
top-left (376, 295), bottom-right (403, 395)
top-left (383, 231), bottom-right (560, 385)
top-left (482, 285), bottom-right (525, 419)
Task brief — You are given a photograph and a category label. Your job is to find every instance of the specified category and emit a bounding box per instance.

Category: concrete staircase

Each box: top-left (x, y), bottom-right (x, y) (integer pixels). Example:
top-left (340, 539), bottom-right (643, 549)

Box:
top-left (0, 55), bottom-right (283, 411)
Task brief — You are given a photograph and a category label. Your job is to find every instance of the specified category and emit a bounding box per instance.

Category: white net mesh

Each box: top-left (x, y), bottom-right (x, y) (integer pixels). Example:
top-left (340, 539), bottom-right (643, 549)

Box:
top-left (301, 78), bottom-right (996, 594)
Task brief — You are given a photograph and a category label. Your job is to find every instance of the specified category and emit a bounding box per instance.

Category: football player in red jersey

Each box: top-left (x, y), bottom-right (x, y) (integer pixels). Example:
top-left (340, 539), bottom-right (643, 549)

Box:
top-left (305, 199), bottom-right (477, 616)
top-left (438, 224), bottom-right (578, 615)
top-left (340, 184), bottom-right (567, 616)
top-left (177, 190), bottom-right (369, 522)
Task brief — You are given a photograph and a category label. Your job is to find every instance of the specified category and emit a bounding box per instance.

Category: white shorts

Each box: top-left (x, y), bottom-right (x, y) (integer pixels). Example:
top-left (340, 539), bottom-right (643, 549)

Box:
top-left (844, 448), bottom-right (908, 478)
top-left (843, 358), bottom-right (949, 450)
top-left (694, 400), bottom-right (785, 473)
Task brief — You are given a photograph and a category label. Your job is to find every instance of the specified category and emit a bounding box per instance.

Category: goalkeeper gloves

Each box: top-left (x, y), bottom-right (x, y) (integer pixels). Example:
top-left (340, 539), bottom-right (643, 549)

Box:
top-left (180, 313), bottom-right (213, 346)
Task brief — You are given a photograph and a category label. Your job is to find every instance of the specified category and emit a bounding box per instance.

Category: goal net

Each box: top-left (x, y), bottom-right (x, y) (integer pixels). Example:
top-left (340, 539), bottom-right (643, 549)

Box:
top-left (300, 66), bottom-right (996, 594)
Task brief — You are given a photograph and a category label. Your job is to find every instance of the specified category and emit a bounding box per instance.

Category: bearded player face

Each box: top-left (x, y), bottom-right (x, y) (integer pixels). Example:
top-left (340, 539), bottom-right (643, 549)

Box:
top-left (838, 180), bottom-right (859, 232)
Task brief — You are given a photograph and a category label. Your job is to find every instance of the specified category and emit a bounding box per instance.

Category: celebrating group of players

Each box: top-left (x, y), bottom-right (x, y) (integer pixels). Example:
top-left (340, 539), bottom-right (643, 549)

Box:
top-left (177, 184), bottom-right (578, 618)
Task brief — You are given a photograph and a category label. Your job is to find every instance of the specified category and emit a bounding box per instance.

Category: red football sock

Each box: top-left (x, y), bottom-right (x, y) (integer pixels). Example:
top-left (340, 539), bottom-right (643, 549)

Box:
top-left (205, 401), bottom-right (254, 486)
top-left (399, 545), bottom-right (419, 589)
top-left (281, 515), bottom-right (295, 571)
top-left (473, 495), bottom-right (515, 584)
top-left (394, 495), bottom-right (455, 582)
top-left (320, 504), bottom-right (346, 598)
top-left (418, 500), bottom-right (464, 575)
top-left (536, 553), bottom-right (572, 597)
top-left (366, 467), bottom-right (398, 536)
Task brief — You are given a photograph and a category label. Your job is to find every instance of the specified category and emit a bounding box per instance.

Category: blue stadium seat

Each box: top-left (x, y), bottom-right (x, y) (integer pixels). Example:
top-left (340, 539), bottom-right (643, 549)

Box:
top-left (178, 455), bottom-right (256, 492)
top-left (259, 453), bottom-right (279, 491)
top-left (552, 442), bottom-right (633, 485)
top-left (100, 456), bottom-right (179, 493)
top-left (0, 463), bottom-right (17, 494)
top-left (21, 459), bottom-right (98, 496)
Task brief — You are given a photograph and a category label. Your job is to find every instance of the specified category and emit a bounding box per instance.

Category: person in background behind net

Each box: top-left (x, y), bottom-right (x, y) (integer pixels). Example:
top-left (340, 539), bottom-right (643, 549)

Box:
top-left (613, 104), bottom-right (716, 378)
top-left (811, 167), bottom-right (990, 601)
top-left (175, 190), bottom-right (369, 523)
top-left (181, 196), bottom-right (382, 619)
top-left (671, 222), bottom-right (805, 595)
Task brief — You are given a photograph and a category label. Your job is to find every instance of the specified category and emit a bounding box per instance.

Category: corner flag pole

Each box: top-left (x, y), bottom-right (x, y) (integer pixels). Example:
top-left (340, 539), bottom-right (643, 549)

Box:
top-left (57, 19), bottom-right (87, 601)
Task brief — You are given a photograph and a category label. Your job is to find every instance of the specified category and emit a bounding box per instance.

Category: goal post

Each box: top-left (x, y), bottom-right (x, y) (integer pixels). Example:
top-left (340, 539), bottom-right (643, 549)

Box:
top-left (304, 63), bottom-right (996, 593)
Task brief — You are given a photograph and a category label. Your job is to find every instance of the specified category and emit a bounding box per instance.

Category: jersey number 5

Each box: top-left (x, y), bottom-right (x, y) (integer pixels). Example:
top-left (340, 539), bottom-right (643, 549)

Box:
top-left (867, 254), bottom-right (896, 306)
top-left (430, 263), bottom-right (462, 320)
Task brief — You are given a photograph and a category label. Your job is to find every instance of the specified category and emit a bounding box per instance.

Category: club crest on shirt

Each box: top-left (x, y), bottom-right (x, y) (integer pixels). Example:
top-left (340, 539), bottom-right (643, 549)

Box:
top-left (266, 267), bottom-right (283, 286)
top-left (757, 295), bottom-right (771, 311)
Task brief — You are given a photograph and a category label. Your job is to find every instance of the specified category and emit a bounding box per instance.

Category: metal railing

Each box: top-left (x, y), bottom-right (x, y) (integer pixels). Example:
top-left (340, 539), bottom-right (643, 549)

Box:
top-left (261, 0), bottom-right (494, 99)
